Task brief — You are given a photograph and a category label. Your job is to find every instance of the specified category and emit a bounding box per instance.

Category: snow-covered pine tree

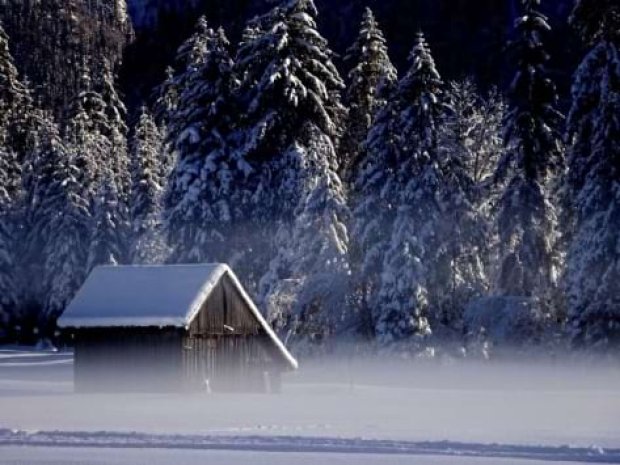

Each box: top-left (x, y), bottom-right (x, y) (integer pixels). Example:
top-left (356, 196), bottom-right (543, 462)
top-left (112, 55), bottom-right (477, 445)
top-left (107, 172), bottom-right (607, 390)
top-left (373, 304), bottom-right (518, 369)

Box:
top-left (441, 81), bottom-right (505, 187)
top-left (63, 62), bottom-right (131, 269)
top-left (20, 112), bottom-right (66, 307)
top-left (373, 32), bottom-right (443, 348)
top-left (351, 32), bottom-right (441, 343)
top-left (163, 16), bottom-right (212, 155)
top-left (87, 176), bottom-right (127, 272)
top-left (0, 24), bottom-right (29, 333)
top-left (152, 66), bottom-right (179, 179)
top-left (37, 135), bottom-right (91, 333)
top-left (153, 66), bottom-right (178, 128)
top-left (259, 127), bottom-right (350, 346)
top-left (164, 25), bottom-right (244, 264)
top-left (235, 0), bottom-right (346, 182)
top-left (341, 8), bottom-right (397, 183)
top-left (64, 64), bottom-right (112, 197)
top-left (234, 0), bottom-right (347, 294)
top-left (130, 107), bottom-right (167, 264)
top-left (566, 0), bottom-right (620, 348)
top-left (494, 0), bottom-right (564, 310)
top-left (432, 81), bottom-right (504, 333)
top-left (97, 59), bottom-right (131, 203)
top-left (232, 0), bottom-right (350, 344)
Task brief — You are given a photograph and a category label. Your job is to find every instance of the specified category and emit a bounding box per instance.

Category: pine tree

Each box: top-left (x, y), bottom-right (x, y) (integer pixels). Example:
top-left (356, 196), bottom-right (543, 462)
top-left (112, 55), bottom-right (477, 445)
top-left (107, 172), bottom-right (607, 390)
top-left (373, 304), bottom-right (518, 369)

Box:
top-left (64, 65), bottom-right (112, 197)
top-left (152, 66), bottom-right (179, 182)
top-left (21, 112), bottom-right (66, 306)
top-left (130, 108), bottom-right (167, 264)
top-left (374, 32), bottom-right (443, 348)
top-left (163, 16), bottom-right (212, 154)
top-left (233, 0), bottom-right (347, 294)
top-left (566, 0), bottom-right (620, 348)
top-left (494, 0), bottom-right (564, 310)
top-left (97, 59), bottom-right (131, 203)
top-left (341, 8), bottom-right (397, 182)
top-left (352, 32), bottom-right (442, 346)
top-left (87, 177), bottom-right (127, 272)
top-left (235, 0), bottom-right (346, 176)
top-left (259, 128), bottom-right (350, 346)
top-left (0, 24), bottom-right (28, 333)
top-left (164, 25), bottom-right (244, 264)
top-left (38, 141), bottom-right (91, 332)
top-left (231, 1), bottom-right (350, 344)
top-left (433, 81), bottom-right (504, 332)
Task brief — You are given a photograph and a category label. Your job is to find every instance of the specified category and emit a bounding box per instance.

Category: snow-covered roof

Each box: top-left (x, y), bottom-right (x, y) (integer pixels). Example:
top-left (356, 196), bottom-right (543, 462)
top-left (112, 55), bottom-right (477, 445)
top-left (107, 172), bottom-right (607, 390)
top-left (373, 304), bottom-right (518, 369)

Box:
top-left (58, 264), bottom-right (298, 369)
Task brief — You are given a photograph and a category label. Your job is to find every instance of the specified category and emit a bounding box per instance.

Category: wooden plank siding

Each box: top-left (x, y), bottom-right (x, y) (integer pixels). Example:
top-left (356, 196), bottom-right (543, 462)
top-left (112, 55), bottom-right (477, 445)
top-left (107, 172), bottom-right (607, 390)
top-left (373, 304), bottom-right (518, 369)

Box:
top-left (183, 274), bottom-right (282, 392)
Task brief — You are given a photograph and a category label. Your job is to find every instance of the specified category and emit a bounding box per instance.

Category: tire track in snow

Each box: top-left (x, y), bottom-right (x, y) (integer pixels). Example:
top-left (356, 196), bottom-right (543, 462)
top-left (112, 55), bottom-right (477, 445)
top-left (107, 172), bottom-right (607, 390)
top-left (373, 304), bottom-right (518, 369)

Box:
top-left (0, 429), bottom-right (618, 463)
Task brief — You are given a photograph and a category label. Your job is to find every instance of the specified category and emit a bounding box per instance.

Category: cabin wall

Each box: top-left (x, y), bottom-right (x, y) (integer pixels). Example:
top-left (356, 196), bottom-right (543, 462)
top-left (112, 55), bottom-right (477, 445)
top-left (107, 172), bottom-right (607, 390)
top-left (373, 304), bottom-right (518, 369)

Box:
top-left (183, 274), bottom-right (284, 392)
top-left (74, 328), bottom-right (183, 392)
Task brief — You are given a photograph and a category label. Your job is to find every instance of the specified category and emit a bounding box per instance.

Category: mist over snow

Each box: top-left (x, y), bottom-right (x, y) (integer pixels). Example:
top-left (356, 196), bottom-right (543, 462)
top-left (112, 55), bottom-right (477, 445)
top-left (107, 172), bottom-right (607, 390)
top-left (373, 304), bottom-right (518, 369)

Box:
top-left (1, 348), bottom-right (620, 464)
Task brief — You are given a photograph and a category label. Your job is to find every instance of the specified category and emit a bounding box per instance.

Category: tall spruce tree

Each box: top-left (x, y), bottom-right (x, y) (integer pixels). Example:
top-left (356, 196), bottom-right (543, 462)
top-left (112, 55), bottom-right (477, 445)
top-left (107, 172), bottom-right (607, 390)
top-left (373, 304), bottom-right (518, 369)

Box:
top-left (352, 32), bottom-right (442, 346)
top-left (163, 16), bottom-right (212, 156)
top-left (494, 0), bottom-right (564, 309)
top-left (235, 0), bottom-right (346, 181)
top-left (566, 0), bottom-right (620, 348)
top-left (164, 24), bottom-right (243, 264)
top-left (21, 112), bottom-right (66, 308)
top-left (232, 0), bottom-right (350, 344)
top-left (341, 8), bottom-right (397, 182)
top-left (38, 136), bottom-right (91, 332)
top-left (87, 177), bottom-right (127, 272)
top-left (0, 24), bottom-right (29, 333)
top-left (64, 66), bottom-right (112, 197)
top-left (97, 59), bottom-right (131, 203)
top-left (259, 128), bottom-right (350, 346)
top-left (130, 108), bottom-right (167, 264)
top-left (433, 81), bottom-right (504, 333)
top-left (375, 33), bottom-right (443, 348)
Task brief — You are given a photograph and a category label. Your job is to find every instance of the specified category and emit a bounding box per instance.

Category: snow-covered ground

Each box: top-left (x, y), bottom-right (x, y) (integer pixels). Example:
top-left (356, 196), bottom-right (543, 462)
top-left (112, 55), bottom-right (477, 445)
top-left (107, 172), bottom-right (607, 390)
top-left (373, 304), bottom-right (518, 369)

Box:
top-left (1, 348), bottom-right (619, 464)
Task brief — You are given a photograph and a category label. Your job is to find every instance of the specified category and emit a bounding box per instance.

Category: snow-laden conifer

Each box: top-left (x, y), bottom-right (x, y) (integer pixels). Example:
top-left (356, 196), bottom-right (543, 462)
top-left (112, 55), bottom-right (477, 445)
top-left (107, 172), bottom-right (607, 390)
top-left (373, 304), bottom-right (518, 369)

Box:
top-left (352, 32), bottom-right (442, 346)
top-left (130, 108), bottom-right (168, 264)
top-left (341, 8), bottom-right (397, 182)
top-left (494, 0), bottom-right (564, 309)
top-left (565, 0), bottom-right (620, 348)
top-left (164, 25), bottom-right (243, 264)
top-left (433, 81), bottom-right (504, 332)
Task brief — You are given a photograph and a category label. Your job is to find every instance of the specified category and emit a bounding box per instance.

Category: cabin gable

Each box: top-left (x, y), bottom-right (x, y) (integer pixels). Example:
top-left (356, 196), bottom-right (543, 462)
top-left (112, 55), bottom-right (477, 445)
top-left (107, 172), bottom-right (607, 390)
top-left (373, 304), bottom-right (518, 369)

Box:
top-left (183, 273), bottom-right (285, 391)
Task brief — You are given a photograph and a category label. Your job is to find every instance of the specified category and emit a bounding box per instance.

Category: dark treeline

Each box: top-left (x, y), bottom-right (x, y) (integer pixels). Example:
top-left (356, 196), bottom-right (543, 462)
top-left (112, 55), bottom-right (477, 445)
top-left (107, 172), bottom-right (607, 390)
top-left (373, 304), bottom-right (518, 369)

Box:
top-left (0, 0), bottom-right (617, 357)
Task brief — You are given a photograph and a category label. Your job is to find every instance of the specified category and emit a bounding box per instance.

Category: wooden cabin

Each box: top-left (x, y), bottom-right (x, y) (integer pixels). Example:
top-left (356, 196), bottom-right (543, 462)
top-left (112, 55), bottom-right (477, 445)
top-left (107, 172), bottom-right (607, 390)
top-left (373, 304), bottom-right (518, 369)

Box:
top-left (57, 264), bottom-right (298, 393)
